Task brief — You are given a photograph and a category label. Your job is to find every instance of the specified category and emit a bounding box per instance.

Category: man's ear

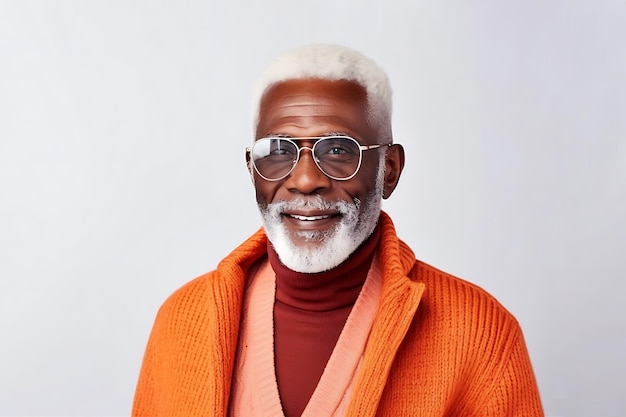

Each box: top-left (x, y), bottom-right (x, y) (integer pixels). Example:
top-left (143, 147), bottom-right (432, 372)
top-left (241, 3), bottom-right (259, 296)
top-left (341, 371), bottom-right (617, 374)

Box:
top-left (245, 150), bottom-right (256, 184)
top-left (382, 144), bottom-right (405, 199)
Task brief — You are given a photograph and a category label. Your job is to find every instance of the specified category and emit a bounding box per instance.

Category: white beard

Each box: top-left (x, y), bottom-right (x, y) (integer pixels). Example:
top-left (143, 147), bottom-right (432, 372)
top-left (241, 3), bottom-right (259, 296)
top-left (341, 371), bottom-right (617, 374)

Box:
top-left (258, 157), bottom-right (385, 273)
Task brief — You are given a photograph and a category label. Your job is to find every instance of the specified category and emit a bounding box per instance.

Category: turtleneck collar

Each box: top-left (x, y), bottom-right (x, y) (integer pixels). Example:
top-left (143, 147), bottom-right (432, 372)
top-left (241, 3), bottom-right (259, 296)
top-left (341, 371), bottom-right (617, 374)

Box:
top-left (267, 222), bottom-right (381, 312)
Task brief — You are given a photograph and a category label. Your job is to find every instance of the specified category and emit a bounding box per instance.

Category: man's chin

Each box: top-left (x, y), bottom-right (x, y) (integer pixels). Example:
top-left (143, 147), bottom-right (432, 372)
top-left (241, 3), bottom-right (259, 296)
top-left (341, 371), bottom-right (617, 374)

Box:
top-left (269, 223), bottom-right (366, 273)
top-left (286, 234), bottom-right (328, 251)
top-left (291, 227), bottom-right (331, 242)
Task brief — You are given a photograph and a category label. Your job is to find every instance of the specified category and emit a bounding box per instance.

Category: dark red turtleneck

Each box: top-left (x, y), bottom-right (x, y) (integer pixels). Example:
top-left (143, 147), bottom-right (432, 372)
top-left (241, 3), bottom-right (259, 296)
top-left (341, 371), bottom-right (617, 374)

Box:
top-left (268, 225), bottom-right (380, 417)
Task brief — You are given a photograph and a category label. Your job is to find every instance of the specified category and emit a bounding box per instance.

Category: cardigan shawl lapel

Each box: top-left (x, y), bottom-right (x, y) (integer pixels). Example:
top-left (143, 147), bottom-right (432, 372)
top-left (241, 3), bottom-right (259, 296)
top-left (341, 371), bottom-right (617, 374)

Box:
top-left (345, 213), bottom-right (426, 416)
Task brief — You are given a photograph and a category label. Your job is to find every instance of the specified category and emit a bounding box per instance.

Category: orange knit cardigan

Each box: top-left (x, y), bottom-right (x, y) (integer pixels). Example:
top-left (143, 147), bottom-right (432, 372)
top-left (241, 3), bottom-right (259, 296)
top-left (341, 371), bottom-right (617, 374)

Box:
top-left (133, 212), bottom-right (544, 416)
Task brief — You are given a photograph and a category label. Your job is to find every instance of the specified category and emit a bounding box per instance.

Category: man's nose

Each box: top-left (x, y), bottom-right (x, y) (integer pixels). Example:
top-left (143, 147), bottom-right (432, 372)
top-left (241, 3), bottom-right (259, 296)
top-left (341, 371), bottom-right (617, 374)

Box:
top-left (283, 148), bottom-right (332, 194)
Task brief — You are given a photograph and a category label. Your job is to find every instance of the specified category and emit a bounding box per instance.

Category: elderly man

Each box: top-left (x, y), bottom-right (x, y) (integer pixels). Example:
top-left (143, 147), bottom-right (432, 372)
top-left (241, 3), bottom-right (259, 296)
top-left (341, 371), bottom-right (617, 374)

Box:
top-left (133, 44), bottom-right (544, 416)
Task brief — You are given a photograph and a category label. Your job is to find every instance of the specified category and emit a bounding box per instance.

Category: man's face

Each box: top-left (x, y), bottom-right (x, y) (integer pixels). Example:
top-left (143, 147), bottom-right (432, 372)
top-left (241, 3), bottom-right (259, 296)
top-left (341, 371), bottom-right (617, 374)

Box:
top-left (251, 79), bottom-right (387, 273)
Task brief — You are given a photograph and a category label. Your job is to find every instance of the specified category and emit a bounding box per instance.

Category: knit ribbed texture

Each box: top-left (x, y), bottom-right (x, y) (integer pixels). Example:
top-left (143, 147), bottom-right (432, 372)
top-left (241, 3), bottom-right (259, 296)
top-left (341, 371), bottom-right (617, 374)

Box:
top-left (132, 212), bottom-right (544, 416)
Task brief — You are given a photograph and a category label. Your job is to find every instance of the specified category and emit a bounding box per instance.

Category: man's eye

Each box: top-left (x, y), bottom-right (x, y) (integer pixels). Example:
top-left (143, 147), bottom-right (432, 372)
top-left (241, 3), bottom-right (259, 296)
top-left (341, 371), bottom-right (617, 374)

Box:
top-left (269, 146), bottom-right (297, 157)
top-left (328, 147), bottom-right (348, 154)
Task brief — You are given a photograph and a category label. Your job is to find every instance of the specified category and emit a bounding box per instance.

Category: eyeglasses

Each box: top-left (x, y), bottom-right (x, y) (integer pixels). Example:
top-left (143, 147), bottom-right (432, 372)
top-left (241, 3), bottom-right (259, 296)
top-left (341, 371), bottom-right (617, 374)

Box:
top-left (247, 135), bottom-right (391, 181)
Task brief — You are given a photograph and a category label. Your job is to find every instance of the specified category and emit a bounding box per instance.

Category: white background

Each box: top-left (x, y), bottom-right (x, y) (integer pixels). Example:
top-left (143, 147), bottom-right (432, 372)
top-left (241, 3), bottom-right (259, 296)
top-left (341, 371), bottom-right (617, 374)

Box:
top-left (1, 1), bottom-right (624, 416)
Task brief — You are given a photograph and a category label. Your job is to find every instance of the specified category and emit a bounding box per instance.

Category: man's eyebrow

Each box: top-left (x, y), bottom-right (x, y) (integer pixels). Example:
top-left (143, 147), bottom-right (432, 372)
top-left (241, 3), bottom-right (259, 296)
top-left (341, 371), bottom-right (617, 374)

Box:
top-left (261, 132), bottom-right (352, 139)
top-left (262, 133), bottom-right (291, 138)
top-left (321, 131), bottom-right (350, 137)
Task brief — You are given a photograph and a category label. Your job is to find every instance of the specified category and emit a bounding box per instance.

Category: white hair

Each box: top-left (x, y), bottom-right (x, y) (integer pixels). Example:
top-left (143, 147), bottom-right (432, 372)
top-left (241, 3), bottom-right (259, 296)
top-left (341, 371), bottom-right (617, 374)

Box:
top-left (252, 44), bottom-right (393, 141)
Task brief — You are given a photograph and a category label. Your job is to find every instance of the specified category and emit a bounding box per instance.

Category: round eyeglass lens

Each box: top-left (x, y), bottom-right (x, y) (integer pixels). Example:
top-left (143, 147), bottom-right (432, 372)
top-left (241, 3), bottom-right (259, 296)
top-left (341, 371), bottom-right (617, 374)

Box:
top-left (313, 137), bottom-right (361, 179)
top-left (251, 138), bottom-right (298, 180)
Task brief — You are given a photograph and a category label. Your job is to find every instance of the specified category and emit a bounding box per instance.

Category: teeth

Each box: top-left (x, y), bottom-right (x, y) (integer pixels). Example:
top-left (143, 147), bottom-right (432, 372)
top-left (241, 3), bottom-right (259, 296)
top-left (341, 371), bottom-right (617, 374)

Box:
top-left (290, 214), bottom-right (331, 221)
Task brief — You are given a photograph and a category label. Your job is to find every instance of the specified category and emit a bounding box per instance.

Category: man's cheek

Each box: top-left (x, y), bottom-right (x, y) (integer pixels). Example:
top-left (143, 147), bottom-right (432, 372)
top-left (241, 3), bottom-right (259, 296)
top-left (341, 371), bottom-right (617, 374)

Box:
top-left (254, 185), bottom-right (273, 206)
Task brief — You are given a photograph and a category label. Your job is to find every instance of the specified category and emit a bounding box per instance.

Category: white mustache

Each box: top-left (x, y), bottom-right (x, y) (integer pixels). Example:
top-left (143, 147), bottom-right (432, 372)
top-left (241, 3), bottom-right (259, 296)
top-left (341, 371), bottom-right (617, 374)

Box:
top-left (268, 195), bottom-right (360, 214)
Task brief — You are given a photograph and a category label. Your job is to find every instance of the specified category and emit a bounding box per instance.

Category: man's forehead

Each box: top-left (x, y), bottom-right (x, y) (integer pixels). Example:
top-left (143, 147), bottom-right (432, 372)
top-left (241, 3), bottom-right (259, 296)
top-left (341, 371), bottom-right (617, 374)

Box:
top-left (253, 78), bottom-right (377, 144)
top-left (260, 78), bottom-right (367, 102)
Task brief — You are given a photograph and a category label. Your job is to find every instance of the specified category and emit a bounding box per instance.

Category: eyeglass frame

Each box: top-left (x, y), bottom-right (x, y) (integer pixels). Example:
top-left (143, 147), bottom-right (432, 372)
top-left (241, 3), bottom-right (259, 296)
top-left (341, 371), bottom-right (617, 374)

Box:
top-left (246, 135), bottom-right (391, 182)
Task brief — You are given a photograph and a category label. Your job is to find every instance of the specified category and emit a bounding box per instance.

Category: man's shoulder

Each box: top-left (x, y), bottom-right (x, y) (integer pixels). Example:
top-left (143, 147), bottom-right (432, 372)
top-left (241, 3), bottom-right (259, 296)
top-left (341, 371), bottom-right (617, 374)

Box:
top-left (158, 228), bottom-right (269, 316)
top-left (165, 230), bottom-right (267, 304)
top-left (380, 218), bottom-right (517, 323)
top-left (155, 270), bottom-right (220, 318)
top-left (408, 256), bottom-right (520, 326)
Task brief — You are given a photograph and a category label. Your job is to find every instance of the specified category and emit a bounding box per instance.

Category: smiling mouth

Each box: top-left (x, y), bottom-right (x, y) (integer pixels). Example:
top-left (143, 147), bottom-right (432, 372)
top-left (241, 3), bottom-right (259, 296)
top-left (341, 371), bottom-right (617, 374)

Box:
top-left (288, 214), bottom-right (333, 221)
